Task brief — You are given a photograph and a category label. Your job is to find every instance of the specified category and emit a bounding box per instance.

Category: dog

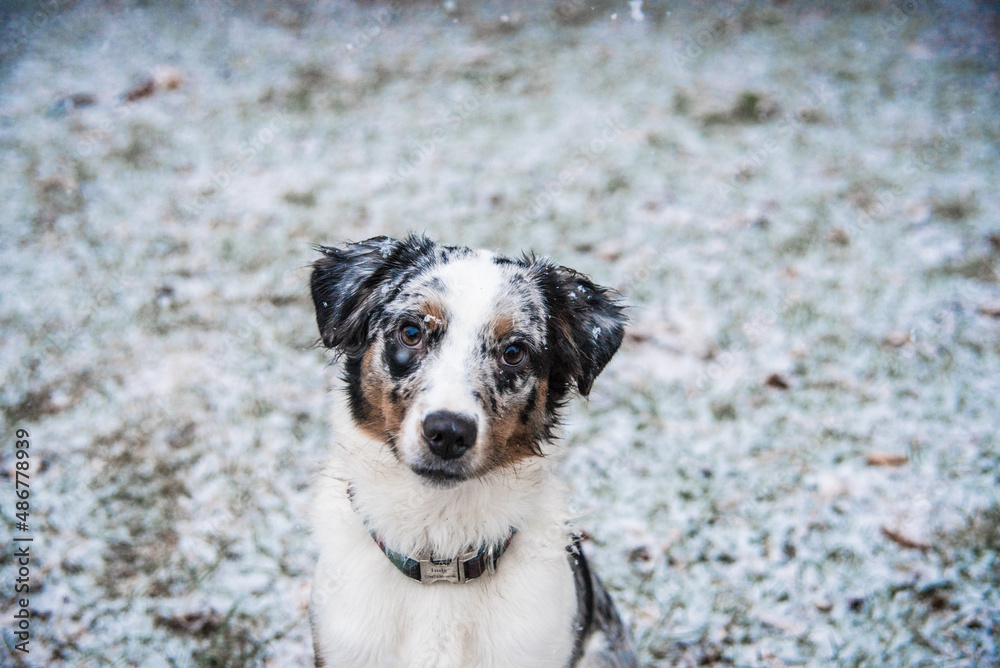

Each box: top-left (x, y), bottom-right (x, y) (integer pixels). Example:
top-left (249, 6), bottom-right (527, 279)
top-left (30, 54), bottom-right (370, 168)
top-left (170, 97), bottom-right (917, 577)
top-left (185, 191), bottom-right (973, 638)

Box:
top-left (308, 235), bottom-right (636, 667)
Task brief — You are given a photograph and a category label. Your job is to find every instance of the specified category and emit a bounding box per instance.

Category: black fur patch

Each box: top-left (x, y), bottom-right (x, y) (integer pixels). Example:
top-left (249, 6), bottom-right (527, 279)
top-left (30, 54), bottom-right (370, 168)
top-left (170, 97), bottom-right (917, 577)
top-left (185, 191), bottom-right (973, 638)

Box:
top-left (519, 384), bottom-right (538, 425)
top-left (343, 354), bottom-right (369, 424)
top-left (384, 339), bottom-right (420, 379)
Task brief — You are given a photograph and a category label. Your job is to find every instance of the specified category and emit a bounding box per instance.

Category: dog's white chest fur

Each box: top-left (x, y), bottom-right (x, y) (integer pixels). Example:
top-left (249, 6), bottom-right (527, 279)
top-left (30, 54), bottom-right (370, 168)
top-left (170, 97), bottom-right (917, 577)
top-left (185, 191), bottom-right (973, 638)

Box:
top-left (311, 524), bottom-right (578, 668)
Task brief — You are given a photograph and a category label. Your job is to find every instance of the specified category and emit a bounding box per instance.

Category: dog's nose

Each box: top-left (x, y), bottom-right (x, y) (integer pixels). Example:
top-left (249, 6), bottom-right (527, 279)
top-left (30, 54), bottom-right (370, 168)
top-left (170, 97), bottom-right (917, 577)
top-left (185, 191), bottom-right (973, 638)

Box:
top-left (421, 411), bottom-right (477, 460)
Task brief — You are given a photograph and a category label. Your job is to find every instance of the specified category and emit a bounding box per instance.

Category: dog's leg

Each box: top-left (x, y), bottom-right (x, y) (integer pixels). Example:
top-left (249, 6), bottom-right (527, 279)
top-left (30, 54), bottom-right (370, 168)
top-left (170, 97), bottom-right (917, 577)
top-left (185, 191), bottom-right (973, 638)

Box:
top-left (569, 542), bottom-right (638, 668)
top-left (576, 579), bottom-right (639, 668)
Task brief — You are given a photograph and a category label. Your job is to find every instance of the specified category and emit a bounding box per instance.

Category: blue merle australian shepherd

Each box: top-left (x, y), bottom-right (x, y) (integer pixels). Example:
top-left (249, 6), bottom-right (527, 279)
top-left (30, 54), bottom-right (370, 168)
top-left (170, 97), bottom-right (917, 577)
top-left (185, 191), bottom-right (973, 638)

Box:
top-left (308, 235), bottom-right (636, 667)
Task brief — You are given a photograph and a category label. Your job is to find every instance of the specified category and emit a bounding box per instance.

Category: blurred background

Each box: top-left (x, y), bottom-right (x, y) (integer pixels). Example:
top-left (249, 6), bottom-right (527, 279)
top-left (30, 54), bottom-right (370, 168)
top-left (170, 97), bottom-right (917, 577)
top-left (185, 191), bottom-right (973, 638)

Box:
top-left (1, 1), bottom-right (998, 665)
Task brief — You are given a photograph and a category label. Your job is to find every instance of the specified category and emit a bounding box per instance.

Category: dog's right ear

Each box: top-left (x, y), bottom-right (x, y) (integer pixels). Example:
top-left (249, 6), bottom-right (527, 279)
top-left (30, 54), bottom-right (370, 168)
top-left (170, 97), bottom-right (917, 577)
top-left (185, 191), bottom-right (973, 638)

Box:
top-left (310, 236), bottom-right (401, 354)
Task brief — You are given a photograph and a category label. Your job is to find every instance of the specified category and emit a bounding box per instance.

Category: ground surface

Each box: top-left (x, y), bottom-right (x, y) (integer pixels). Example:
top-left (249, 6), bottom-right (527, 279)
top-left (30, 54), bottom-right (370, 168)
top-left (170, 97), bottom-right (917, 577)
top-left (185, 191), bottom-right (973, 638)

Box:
top-left (1, 1), bottom-right (998, 666)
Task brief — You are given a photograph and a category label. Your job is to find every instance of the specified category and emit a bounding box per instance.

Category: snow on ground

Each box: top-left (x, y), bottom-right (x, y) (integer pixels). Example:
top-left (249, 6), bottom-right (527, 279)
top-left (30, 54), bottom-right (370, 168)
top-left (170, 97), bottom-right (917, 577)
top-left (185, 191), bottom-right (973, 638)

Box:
top-left (1, 1), bottom-right (998, 665)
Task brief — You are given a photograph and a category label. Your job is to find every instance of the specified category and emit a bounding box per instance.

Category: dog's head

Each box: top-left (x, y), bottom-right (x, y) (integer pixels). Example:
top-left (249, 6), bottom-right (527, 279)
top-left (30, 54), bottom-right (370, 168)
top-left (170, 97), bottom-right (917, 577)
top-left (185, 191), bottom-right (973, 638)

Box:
top-left (311, 235), bottom-right (625, 486)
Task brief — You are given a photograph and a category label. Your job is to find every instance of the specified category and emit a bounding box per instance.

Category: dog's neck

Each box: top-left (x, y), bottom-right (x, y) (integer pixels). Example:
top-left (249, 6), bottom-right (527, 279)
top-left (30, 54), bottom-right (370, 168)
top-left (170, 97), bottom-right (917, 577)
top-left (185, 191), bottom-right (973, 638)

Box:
top-left (328, 383), bottom-right (566, 559)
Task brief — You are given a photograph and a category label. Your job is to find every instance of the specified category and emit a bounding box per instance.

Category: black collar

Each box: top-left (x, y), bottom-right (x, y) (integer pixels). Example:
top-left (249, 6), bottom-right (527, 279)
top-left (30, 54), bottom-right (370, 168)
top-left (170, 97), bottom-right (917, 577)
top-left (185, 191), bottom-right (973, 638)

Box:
top-left (347, 485), bottom-right (517, 584)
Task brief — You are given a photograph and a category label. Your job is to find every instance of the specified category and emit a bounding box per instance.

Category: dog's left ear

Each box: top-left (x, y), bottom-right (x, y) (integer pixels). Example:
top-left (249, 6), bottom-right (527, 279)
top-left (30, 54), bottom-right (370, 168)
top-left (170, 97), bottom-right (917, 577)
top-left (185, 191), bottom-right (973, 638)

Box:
top-left (539, 263), bottom-right (627, 397)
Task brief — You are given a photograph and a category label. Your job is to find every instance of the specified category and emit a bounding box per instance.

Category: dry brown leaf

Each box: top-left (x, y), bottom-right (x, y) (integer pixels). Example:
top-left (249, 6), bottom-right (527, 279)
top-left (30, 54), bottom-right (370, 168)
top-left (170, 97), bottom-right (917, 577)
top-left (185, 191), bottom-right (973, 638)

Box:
top-left (866, 452), bottom-right (909, 467)
top-left (880, 526), bottom-right (930, 551)
top-left (123, 77), bottom-right (156, 102)
top-left (977, 300), bottom-right (1000, 318)
top-left (154, 610), bottom-right (223, 637)
top-left (624, 329), bottom-right (652, 344)
top-left (765, 373), bottom-right (790, 390)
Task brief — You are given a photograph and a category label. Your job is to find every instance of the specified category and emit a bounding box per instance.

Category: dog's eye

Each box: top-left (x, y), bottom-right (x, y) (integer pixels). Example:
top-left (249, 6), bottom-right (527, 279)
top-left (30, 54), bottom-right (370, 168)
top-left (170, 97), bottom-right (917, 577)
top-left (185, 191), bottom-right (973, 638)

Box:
top-left (398, 323), bottom-right (423, 348)
top-left (501, 344), bottom-right (526, 367)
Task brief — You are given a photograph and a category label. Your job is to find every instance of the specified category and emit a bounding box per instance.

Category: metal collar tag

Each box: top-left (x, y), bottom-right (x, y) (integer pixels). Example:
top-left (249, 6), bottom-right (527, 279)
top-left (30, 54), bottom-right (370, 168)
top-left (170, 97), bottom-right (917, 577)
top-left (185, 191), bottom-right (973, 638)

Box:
top-left (420, 555), bottom-right (468, 584)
